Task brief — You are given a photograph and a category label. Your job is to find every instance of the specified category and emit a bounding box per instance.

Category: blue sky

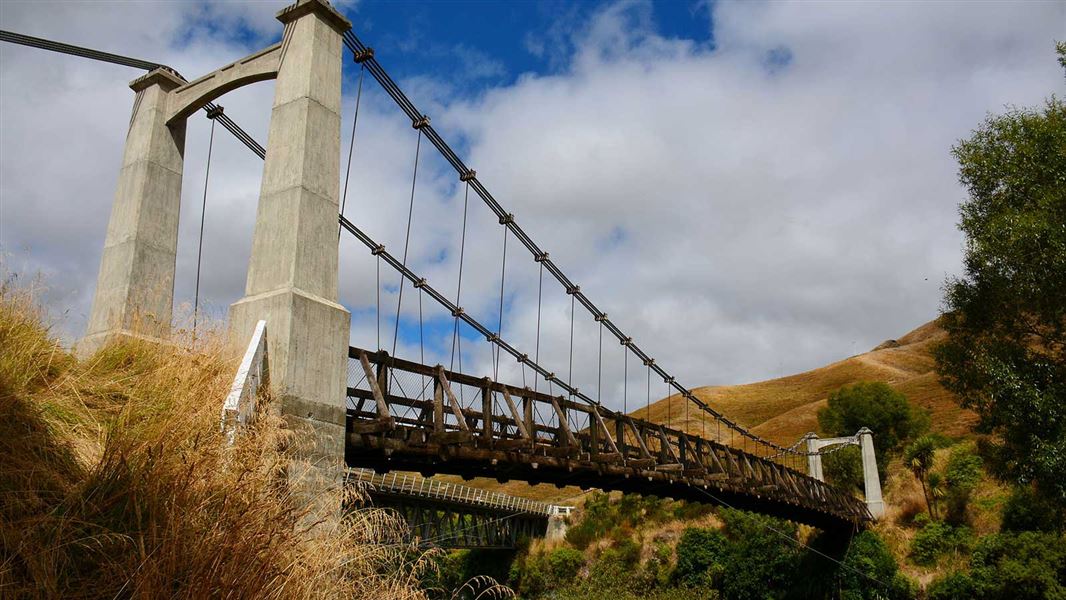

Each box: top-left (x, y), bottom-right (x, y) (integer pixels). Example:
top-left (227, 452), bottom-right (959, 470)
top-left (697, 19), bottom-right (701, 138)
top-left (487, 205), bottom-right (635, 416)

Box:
top-left (1, 0), bottom-right (1063, 410)
top-left (344, 0), bottom-right (715, 87)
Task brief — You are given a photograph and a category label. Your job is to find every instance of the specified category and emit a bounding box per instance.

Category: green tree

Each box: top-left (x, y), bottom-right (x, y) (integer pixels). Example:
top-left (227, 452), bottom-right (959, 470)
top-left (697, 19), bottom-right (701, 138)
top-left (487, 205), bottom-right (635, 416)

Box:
top-left (836, 531), bottom-right (914, 600)
top-left (818, 382), bottom-right (928, 480)
top-left (673, 527), bottom-right (727, 587)
top-left (934, 44), bottom-right (1066, 509)
top-left (1000, 485), bottom-right (1065, 533)
top-left (904, 435), bottom-right (939, 519)
top-left (822, 445), bottom-right (864, 492)
top-left (715, 508), bottom-right (799, 600)
top-left (968, 531), bottom-right (1066, 599)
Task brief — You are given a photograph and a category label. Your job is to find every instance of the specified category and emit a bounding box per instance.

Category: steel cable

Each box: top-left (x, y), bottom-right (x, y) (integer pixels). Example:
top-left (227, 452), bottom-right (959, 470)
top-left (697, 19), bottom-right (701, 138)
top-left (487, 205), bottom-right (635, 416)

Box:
top-left (339, 28), bottom-right (818, 458)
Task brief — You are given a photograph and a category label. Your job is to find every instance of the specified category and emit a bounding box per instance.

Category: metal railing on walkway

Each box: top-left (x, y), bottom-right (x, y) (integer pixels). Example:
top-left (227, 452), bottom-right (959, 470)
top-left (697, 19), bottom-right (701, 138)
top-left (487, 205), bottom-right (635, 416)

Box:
top-left (349, 468), bottom-right (572, 517)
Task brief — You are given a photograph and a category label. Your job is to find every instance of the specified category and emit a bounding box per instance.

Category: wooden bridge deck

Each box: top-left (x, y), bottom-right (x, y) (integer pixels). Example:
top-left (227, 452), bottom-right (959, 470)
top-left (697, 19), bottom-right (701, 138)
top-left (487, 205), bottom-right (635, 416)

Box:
top-left (345, 347), bottom-right (871, 531)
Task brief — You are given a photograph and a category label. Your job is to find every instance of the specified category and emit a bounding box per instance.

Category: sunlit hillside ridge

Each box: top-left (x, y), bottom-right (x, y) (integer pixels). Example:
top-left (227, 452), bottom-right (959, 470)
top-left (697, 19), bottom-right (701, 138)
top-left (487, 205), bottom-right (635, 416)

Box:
top-left (638, 319), bottom-right (976, 447)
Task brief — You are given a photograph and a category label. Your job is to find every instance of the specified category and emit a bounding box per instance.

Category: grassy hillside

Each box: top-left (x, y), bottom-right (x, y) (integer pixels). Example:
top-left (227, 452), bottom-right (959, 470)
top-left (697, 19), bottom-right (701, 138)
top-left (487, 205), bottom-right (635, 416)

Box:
top-left (453, 319), bottom-right (974, 504)
top-left (638, 319), bottom-right (977, 447)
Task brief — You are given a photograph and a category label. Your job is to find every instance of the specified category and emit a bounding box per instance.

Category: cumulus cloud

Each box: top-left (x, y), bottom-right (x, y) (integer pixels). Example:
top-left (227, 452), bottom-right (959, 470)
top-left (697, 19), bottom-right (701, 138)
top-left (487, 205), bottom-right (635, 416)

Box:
top-left (1, 0), bottom-right (1063, 417)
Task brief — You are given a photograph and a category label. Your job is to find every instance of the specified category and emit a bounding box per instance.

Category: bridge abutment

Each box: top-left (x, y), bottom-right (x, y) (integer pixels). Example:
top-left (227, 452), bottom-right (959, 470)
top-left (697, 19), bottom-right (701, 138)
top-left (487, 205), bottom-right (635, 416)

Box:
top-left (229, 0), bottom-right (352, 474)
top-left (82, 68), bottom-right (186, 355)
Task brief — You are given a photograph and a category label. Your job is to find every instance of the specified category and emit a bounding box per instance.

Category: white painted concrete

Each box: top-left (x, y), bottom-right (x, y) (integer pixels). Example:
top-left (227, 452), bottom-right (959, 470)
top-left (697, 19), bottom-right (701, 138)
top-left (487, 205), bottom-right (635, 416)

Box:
top-left (803, 430), bottom-right (885, 520)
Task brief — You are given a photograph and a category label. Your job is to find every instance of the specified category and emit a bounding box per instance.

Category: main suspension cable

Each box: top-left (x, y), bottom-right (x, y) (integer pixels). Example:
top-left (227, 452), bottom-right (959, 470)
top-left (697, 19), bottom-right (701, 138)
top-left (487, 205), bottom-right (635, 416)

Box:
top-left (1, 27), bottom-right (820, 460)
top-left (339, 28), bottom-right (808, 458)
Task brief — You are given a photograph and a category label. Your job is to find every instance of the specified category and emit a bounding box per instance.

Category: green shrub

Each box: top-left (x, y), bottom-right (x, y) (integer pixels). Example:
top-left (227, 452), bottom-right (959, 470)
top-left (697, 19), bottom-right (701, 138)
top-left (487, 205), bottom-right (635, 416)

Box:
top-left (716, 508), bottom-right (799, 600)
top-left (673, 527), bottom-right (727, 587)
top-left (823, 445), bottom-right (864, 492)
top-left (968, 531), bottom-right (1066, 599)
top-left (909, 521), bottom-right (972, 566)
top-left (546, 547), bottom-right (585, 583)
top-left (1000, 486), bottom-right (1064, 533)
top-left (818, 382), bottom-right (929, 481)
top-left (943, 446), bottom-right (983, 524)
top-left (927, 571), bottom-right (977, 600)
top-left (837, 531), bottom-right (914, 600)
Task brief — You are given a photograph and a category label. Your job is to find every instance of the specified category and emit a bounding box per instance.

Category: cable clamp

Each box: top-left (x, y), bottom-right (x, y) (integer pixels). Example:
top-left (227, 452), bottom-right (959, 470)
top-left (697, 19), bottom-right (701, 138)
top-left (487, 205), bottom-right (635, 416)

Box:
top-left (487, 333), bottom-right (499, 343)
top-left (206, 106), bottom-right (225, 119)
top-left (414, 278), bottom-right (427, 289)
top-left (518, 354), bottom-right (528, 364)
top-left (621, 336), bottom-right (632, 346)
top-left (460, 169), bottom-right (477, 182)
top-left (353, 48), bottom-right (375, 63)
top-left (451, 307), bottom-right (464, 318)
top-left (372, 244), bottom-right (386, 256)
top-left (566, 285), bottom-right (580, 295)
top-left (546, 372), bottom-right (555, 382)
top-left (499, 213), bottom-right (514, 225)
top-left (665, 377), bottom-right (675, 384)
top-left (535, 252), bottom-right (549, 262)
top-left (412, 116), bottom-right (430, 129)
top-left (643, 358), bottom-right (655, 366)
top-left (595, 313), bottom-right (607, 322)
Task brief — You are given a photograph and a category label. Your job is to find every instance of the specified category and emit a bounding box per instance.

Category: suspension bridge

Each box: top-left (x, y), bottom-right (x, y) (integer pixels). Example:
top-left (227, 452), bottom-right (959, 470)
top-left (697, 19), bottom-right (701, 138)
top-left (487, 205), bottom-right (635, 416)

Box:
top-left (1, 0), bottom-right (880, 548)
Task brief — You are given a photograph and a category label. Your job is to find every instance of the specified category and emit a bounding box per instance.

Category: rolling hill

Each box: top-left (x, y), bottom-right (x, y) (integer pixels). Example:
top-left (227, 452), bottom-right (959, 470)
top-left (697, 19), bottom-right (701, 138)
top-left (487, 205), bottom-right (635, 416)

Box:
top-left (637, 319), bottom-right (976, 447)
top-left (452, 319), bottom-right (976, 503)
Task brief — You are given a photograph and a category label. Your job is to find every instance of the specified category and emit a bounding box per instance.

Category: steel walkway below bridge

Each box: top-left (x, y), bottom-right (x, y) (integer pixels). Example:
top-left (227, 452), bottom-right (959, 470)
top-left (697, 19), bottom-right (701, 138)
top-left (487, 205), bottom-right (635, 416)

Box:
top-left (349, 468), bottom-right (571, 549)
top-left (344, 347), bottom-right (871, 532)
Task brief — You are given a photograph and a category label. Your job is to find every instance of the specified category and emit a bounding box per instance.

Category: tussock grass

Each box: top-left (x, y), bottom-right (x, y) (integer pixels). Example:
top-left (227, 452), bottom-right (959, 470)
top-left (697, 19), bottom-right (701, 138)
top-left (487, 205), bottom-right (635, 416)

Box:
top-left (0, 279), bottom-right (433, 598)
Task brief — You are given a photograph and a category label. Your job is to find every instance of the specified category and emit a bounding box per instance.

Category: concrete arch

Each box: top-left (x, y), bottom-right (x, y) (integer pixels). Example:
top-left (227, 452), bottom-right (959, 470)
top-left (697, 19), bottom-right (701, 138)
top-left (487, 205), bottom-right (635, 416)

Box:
top-left (166, 41), bottom-right (283, 124)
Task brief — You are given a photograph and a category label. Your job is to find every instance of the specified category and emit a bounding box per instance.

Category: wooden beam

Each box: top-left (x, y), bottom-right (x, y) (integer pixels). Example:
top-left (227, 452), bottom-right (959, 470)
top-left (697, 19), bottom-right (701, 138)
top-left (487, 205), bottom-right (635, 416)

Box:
top-left (437, 367), bottom-right (471, 432)
top-left (550, 396), bottom-right (578, 447)
top-left (502, 388), bottom-right (531, 439)
top-left (358, 350), bottom-right (395, 428)
top-left (481, 377), bottom-right (493, 441)
top-left (433, 374), bottom-right (444, 432)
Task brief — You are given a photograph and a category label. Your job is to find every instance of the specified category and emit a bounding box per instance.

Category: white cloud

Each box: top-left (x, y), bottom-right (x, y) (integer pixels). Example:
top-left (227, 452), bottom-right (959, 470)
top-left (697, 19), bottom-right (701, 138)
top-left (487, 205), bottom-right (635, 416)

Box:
top-left (1, 0), bottom-right (1063, 418)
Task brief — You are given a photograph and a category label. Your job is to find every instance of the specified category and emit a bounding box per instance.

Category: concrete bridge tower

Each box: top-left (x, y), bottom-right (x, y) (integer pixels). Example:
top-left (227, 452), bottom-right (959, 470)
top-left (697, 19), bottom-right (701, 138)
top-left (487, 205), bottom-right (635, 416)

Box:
top-left (83, 0), bottom-right (352, 470)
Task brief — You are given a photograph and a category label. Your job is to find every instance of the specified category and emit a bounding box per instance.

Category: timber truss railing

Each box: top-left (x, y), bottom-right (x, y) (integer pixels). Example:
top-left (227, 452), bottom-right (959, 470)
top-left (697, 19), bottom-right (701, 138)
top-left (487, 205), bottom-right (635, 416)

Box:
top-left (345, 348), bottom-right (872, 529)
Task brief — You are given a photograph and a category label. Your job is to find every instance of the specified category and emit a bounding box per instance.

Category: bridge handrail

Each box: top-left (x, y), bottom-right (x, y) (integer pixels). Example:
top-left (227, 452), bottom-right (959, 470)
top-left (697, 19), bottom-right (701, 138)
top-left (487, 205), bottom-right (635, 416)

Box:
top-left (221, 320), bottom-right (267, 444)
top-left (346, 348), bottom-right (873, 526)
top-left (349, 468), bottom-right (559, 517)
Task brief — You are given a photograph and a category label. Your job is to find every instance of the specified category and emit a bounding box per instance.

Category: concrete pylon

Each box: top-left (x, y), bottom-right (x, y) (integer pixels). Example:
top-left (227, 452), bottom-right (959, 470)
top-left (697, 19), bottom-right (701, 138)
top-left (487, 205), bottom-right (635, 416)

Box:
top-left (82, 68), bottom-right (187, 354)
top-left (228, 0), bottom-right (352, 467)
top-left (858, 428), bottom-right (885, 519)
top-left (804, 433), bottom-right (824, 482)
top-left (804, 430), bottom-right (885, 520)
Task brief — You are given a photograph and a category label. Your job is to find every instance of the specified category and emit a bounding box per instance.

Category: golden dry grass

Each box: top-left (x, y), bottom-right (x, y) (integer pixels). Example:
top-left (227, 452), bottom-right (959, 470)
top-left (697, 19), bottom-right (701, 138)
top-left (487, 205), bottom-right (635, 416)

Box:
top-left (0, 280), bottom-right (434, 599)
top-left (639, 319), bottom-right (977, 447)
top-left (456, 319), bottom-right (976, 503)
